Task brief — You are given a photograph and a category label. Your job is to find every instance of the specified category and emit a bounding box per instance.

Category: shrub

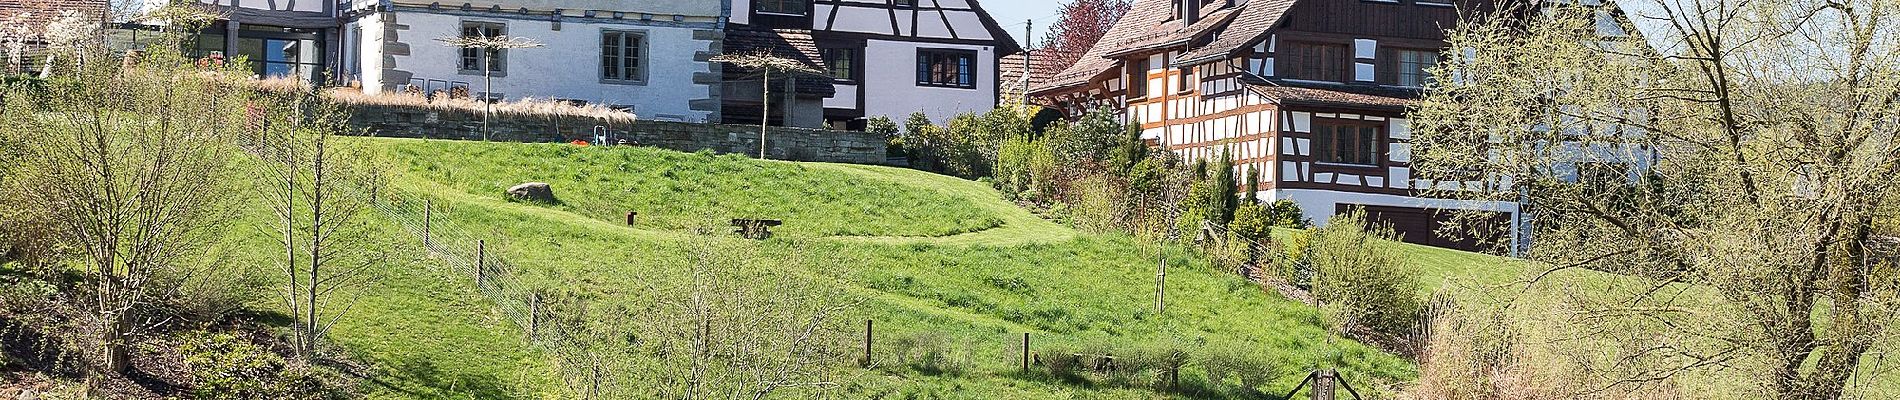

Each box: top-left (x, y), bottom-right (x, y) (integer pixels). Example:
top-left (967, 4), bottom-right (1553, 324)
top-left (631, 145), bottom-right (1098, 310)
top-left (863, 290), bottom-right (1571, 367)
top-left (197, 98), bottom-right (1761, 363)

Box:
top-left (1039, 342), bottom-right (1086, 378)
top-left (1267, 199), bottom-right (1311, 228)
top-left (1307, 211), bottom-right (1423, 336)
top-left (1197, 341), bottom-right (1281, 392)
top-left (1066, 174), bottom-right (1126, 233)
top-left (1046, 108), bottom-right (1124, 167)
top-left (174, 331), bottom-right (347, 400)
top-left (891, 331), bottom-right (966, 375)
top-left (1116, 340), bottom-right (1193, 390)
top-left (1278, 230), bottom-right (1317, 287)
top-left (1232, 204), bottom-right (1273, 263)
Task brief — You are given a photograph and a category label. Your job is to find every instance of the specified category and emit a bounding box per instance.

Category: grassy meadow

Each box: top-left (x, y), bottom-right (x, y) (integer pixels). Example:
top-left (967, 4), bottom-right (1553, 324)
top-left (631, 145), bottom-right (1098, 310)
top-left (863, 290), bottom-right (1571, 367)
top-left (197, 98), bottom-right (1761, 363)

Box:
top-left (291, 137), bottom-right (1426, 398)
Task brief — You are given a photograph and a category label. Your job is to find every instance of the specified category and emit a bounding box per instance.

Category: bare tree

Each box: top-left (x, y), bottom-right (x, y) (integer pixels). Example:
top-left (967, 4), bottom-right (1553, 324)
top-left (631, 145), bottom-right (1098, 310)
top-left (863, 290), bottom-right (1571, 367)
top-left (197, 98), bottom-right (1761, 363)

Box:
top-left (436, 34), bottom-right (543, 141)
top-left (711, 51), bottom-right (822, 160)
top-left (1411, 0), bottom-right (1900, 398)
top-left (249, 85), bottom-right (390, 358)
top-left (0, 6), bottom-right (241, 373)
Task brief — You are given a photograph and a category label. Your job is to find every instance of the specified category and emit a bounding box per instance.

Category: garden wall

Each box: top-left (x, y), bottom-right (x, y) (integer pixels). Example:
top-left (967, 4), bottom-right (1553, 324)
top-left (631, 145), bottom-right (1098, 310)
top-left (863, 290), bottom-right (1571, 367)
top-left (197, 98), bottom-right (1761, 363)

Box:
top-left (344, 105), bottom-right (890, 165)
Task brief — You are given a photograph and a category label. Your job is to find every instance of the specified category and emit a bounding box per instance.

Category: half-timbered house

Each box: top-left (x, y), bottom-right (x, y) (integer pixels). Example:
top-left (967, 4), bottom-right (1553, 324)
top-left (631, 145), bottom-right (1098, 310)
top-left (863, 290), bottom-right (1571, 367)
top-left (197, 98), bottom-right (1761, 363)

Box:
top-left (1030, 0), bottom-right (1521, 251)
top-left (727, 0), bottom-right (1022, 129)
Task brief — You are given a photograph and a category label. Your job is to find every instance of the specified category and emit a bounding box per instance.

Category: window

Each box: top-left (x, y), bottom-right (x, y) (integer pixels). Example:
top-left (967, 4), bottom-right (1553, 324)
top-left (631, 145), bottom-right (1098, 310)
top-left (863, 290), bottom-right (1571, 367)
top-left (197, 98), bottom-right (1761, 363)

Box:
top-left (601, 30), bottom-right (646, 83)
top-left (459, 22), bottom-right (506, 74)
top-left (916, 49), bottom-right (976, 88)
top-left (1314, 119), bottom-right (1382, 165)
top-left (1176, 67), bottom-right (1195, 93)
top-left (1394, 49), bottom-right (1438, 87)
top-left (892, 0), bottom-right (915, 6)
top-left (1281, 42), bottom-right (1347, 82)
top-left (755, 0), bottom-right (808, 15)
top-left (1126, 58), bottom-right (1149, 98)
top-left (821, 47), bottom-right (856, 81)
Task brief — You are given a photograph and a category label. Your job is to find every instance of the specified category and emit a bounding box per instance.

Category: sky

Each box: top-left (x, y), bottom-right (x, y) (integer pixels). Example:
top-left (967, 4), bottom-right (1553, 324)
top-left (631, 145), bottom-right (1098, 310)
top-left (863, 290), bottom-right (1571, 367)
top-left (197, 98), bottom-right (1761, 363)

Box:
top-left (982, 0), bottom-right (1067, 47)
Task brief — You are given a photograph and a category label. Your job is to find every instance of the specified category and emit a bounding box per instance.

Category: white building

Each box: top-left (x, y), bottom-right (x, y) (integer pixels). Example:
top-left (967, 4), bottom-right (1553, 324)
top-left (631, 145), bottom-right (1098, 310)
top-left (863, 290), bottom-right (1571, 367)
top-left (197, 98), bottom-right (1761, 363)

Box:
top-left (336, 0), bottom-right (724, 122)
top-left (728, 0), bottom-right (1021, 129)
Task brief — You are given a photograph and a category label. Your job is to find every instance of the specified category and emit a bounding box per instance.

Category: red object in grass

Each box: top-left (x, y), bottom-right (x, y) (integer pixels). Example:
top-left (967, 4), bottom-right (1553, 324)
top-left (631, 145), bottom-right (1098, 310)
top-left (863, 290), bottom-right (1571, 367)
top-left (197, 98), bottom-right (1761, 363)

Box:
top-left (570, 140), bottom-right (591, 147)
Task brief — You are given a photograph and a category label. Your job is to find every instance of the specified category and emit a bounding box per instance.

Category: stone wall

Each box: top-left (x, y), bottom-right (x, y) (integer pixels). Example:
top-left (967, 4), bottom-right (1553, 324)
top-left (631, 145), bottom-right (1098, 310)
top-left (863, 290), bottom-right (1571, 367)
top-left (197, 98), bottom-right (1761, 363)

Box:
top-left (345, 105), bottom-right (890, 165)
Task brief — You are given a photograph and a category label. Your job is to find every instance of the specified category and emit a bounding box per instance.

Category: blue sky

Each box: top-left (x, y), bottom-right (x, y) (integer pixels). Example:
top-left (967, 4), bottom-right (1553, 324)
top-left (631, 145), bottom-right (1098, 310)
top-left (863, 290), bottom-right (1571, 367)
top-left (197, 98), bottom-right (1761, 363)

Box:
top-left (983, 1), bottom-right (1067, 46)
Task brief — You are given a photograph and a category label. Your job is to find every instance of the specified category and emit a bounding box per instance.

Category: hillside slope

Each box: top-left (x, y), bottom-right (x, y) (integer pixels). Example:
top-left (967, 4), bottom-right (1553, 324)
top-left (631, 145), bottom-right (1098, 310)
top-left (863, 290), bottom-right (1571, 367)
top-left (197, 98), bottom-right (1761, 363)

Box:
top-left (331, 138), bottom-right (1420, 398)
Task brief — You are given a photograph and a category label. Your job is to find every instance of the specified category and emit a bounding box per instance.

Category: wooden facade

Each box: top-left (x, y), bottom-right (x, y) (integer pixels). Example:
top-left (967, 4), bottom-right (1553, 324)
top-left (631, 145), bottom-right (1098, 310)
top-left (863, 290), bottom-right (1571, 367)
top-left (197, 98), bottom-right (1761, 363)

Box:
top-left (1030, 0), bottom-right (1520, 252)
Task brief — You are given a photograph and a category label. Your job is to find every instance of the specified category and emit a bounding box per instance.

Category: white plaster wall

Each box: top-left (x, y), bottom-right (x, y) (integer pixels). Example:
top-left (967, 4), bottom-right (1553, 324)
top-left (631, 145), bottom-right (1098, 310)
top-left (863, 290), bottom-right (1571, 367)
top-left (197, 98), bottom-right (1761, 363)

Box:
top-left (209, 0), bottom-right (323, 13)
top-left (825, 83), bottom-right (859, 109)
top-left (370, 12), bottom-right (712, 121)
top-left (1266, 188), bottom-right (1520, 228)
top-left (731, 0), bottom-right (751, 24)
top-left (346, 17), bottom-right (384, 88)
top-left (861, 39), bottom-right (995, 123)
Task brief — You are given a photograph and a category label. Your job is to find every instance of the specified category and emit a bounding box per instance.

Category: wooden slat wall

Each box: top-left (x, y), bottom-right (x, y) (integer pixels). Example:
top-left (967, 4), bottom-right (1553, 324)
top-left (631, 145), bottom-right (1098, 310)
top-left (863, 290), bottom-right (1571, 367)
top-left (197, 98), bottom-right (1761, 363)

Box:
top-left (1277, 0), bottom-right (1485, 41)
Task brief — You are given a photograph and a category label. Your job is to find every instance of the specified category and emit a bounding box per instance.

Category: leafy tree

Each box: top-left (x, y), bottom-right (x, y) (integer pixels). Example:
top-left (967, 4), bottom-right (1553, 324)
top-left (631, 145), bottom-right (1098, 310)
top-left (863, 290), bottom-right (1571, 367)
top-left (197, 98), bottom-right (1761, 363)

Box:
top-left (1244, 167), bottom-right (1259, 204)
top-left (1210, 149), bottom-right (1238, 225)
top-left (1038, 0), bottom-right (1132, 74)
top-left (1412, 1), bottom-right (1900, 398)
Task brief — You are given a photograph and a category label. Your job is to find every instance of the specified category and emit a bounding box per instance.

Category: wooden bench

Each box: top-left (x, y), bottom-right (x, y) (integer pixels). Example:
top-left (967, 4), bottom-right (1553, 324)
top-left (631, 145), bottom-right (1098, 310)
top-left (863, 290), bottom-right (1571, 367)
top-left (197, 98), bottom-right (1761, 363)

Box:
top-left (730, 219), bottom-right (783, 240)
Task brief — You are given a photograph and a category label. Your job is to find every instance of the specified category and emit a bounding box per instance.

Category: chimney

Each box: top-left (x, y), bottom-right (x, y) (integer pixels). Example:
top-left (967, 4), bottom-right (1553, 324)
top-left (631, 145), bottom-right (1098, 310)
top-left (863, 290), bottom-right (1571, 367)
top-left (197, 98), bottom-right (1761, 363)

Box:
top-left (1184, 0), bottom-right (1202, 28)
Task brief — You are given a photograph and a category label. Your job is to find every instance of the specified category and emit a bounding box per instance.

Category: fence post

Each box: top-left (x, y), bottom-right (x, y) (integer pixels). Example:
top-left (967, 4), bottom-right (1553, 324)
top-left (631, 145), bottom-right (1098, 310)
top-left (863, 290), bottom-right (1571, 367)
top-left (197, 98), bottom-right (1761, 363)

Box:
top-left (476, 240), bottom-right (487, 288)
top-left (1156, 254), bottom-right (1167, 314)
top-left (1022, 332), bottom-right (1030, 372)
top-left (423, 199), bottom-right (433, 249)
top-left (529, 292), bottom-right (540, 337)
top-left (862, 320), bottom-right (872, 367)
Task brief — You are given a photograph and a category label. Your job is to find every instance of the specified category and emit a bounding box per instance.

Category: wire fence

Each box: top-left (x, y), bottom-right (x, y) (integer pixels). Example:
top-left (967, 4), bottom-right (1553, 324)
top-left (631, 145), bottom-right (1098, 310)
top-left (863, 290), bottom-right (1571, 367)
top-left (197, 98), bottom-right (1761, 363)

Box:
top-left (363, 190), bottom-right (593, 361)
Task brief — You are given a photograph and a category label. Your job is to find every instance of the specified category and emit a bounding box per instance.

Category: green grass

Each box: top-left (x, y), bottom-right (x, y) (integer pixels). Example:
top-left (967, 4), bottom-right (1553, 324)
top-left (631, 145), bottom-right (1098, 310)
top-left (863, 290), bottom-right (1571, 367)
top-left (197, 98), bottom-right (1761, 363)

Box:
top-left (345, 137), bottom-right (1417, 398)
top-left (383, 140), bottom-right (1004, 238)
top-left (216, 164), bottom-right (565, 399)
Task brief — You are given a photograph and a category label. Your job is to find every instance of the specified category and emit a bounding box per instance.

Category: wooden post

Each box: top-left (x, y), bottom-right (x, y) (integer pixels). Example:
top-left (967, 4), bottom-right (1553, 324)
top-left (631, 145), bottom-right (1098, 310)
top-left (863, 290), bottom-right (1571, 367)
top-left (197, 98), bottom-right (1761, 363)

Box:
top-left (1156, 254), bottom-right (1167, 314)
top-left (1022, 332), bottom-right (1030, 372)
top-left (423, 199), bottom-right (432, 249)
top-left (476, 240), bottom-right (486, 288)
top-left (862, 320), bottom-right (872, 367)
top-left (529, 292), bottom-right (540, 336)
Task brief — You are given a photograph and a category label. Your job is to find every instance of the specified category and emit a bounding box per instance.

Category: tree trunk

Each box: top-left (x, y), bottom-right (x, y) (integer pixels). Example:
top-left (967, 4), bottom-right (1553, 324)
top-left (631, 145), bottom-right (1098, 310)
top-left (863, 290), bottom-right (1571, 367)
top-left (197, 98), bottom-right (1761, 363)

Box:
top-left (101, 301), bottom-right (130, 373)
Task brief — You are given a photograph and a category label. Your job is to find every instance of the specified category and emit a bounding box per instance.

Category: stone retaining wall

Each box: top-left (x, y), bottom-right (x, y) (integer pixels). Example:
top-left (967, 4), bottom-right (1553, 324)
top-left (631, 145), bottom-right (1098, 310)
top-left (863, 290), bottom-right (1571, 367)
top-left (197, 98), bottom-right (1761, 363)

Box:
top-left (345, 105), bottom-right (890, 165)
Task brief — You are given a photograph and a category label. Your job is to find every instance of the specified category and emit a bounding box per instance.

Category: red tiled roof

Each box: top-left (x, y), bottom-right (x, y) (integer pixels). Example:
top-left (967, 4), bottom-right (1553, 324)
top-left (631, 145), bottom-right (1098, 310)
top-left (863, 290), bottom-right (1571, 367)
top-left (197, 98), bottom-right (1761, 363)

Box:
top-left (1177, 0), bottom-right (1298, 63)
top-left (1, 0), bottom-right (107, 40)
top-left (1000, 49), bottom-right (1063, 89)
top-left (1032, 0), bottom-right (1198, 93)
top-left (1244, 79), bottom-right (1421, 109)
top-left (1031, 0), bottom-right (1255, 94)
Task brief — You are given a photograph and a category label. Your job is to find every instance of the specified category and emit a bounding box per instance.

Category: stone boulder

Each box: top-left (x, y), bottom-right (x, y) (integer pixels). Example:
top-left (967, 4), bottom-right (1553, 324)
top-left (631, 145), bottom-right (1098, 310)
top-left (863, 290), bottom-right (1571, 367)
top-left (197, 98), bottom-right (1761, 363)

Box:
top-left (507, 182), bottom-right (556, 203)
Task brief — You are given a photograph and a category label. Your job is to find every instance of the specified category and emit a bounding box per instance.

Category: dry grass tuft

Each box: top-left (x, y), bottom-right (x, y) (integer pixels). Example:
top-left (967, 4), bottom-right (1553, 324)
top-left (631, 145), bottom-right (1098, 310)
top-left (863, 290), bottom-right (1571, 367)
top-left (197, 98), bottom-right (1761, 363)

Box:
top-left (1401, 305), bottom-right (1686, 400)
top-left (242, 78), bottom-right (638, 124)
top-left (323, 87), bottom-right (638, 123)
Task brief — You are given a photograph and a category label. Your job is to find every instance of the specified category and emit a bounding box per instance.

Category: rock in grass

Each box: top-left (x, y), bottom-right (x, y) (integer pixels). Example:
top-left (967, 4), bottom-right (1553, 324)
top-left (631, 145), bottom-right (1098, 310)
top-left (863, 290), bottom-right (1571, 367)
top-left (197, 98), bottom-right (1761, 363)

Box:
top-left (507, 182), bottom-right (556, 202)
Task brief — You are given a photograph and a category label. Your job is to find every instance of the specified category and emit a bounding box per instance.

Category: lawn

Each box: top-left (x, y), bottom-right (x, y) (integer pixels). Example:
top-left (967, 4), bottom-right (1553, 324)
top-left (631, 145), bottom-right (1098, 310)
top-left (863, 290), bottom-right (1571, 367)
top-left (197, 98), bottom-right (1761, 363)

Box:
top-left (382, 140), bottom-right (1004, 238)
top-left (349, 137), bottom-right (1417, 398)
top-left (216, 161), bottom-right (567, 399)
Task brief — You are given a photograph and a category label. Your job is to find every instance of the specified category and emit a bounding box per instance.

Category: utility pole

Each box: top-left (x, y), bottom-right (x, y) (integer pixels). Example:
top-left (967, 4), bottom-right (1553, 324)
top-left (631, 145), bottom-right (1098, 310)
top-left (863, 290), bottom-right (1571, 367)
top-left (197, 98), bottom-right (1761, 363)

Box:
top-left (1023, 19), bottom-right (1034, 104)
